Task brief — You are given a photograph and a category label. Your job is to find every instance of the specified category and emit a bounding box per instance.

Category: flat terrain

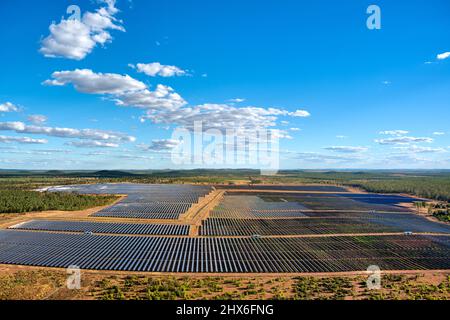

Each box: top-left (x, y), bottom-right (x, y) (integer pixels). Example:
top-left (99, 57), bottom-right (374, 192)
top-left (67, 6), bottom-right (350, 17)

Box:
top-left (0, 265), bottom-right (449, 300)
top-left (0, 180), bottom-right (449, 299)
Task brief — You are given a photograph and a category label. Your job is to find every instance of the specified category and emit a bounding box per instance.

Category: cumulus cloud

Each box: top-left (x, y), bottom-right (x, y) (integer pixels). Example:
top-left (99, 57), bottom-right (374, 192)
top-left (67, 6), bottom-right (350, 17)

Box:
top-left (27, 115), bottom-right (48, 124)
top-left (67, 140), bottom-right (119, 148)
top-left (141, 104), bottom-right (282, 132)
top-left (139, 104), bottom-right (310, 138)
top-left (44, 69), bottom-right (146, 94)
top-left (44, 69), bottom-right (185, 111)
top-left (433, 132), bottom-right (445, 136)
top-left (375, 136), bottom-right (433, 145)
top-left (45, 69), bottom-right (311, 138)
top-left (0, 121), bottom-right (135, 144)
top-left (130, 62), bottom-right (187, 77)
top-left (116, 85), bottom-right (187, 111)
top-left (289, 110), bottom-right (311, 117)
top-left (437, 52), bottom-right (450, 60)
top-left (39, 0), bottom-right (124, 60)
top-left (0, 135), bottom-right (47, 144)
top-left (0, 102), bottom-right (19, 113)
top-left (379, 130), bottom-right (409, 136)
top-left (323, 146), bottom-right (368, 153)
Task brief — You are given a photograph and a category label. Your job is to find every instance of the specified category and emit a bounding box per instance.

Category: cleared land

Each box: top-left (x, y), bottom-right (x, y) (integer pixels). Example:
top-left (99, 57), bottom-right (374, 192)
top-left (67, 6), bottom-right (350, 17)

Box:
top-left (0, 183), bottom-right (449, 277)
top-left (0, 265), bottom-right (449, 300)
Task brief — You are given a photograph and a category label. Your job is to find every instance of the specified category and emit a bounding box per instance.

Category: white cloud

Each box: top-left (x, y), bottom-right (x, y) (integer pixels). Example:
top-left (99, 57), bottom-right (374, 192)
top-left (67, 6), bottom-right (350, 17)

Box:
top-left (375, 136), bottom-right (433, 145)
top-left (323, 146), bottom-right (368, 153)
top-left (289, 110), bottom-right (311, 117)
top-left (382, 80), bottom-right (391, 85)
top-left (0, 135), bottom-right (47, 144)
top-left (290, 128), bottom-right (301, 132)
top-left (44, 69), bottom-right (186, 111)
top-left (379, 130), bottom-right (409, 136)
top-left (437, 52), bottom-right (450, 60)
top-left (131, 62), bottom-right (187, 77)
top-left (0, 102), bottom-right (19, 113)
top-left (228, 98), bottom-right (246, 103)
top-left (385, 154), bottom-right (430, 163)
top-left (67, 140), bottom-right (119, 148)
top-left (39, 0), bottom-right (124, 60)
top-left (336, 135), bottom-right (347, 139)
top-left (433, 132), bottom-right (445, 136)
top-left (44, 69), bottom-right (146, 94)
top-left (141, 104), bottom-right (287, 132)
top-left (0, 121), bottom-right (135, 144)
top-left (27, 115), bottom-right (48, 124)
top-left (292, 152), bottom-right (362, 163)
top-left (45, 70), bottom-right (311, 138)
top-left (116, 85), bottom-right (187, 110)
top-left (394, 145), bottom-right (446, 154)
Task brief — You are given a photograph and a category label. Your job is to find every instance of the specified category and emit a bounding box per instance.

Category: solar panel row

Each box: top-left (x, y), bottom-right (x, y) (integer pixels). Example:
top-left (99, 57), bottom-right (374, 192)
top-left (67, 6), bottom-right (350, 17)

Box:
top-left (215, 185), bottom-right (348, 192)
top-left (210, 209), bottom-right (307, 219)
top-left (199, 218), bottom-right (402, 236)
top-left (9, 220), bottom-right (190, 236)
top-left (92, 212), bottom-right (182, 220)
top-left (97, 203), bottom-right (192, 214)
top-left (0, 231), bottom-right (449, 273)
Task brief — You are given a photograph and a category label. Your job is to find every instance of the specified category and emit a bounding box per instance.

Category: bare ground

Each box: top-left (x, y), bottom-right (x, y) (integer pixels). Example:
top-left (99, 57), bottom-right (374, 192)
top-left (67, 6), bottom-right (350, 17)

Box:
top-left (0, 264), bottom-right (448, 300)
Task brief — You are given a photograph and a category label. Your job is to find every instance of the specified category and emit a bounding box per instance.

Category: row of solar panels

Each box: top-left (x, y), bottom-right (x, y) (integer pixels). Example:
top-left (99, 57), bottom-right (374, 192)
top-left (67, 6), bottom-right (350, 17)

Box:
top-left (93, 202), bottom-right (194, 220)
top-left (199, 218), bottom-right (400, 236)
top-left (96, 203), bottom-right (192, 214)
top-left (92, 211), bottom-right (183, 220)
top-left (122, 195), bottom-right (207, 204)
top-left (210, 209), bottom-right (307, 219)
top-left (0, 231), bottom-right (449, 273)
top-left (202, 213), bottom-right (450, 236)
top-left (47, 184), bottom-right (212, 193)
top-left (9, 220), bottom-right (190, 236)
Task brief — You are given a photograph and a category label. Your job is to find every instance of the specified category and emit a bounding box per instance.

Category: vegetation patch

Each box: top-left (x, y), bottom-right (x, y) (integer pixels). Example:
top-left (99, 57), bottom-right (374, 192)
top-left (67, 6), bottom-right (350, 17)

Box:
top-left (0, 270), bottom-right (64, 300)
top-left (0, 190), bottom-right (119, 214)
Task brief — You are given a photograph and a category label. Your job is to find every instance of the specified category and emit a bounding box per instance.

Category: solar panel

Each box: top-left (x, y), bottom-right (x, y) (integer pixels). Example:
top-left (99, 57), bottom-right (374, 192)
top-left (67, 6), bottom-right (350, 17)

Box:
top-left (9, 220), bottom-right (190, 236)
top-left (0, 230), bottom-right (449, 273)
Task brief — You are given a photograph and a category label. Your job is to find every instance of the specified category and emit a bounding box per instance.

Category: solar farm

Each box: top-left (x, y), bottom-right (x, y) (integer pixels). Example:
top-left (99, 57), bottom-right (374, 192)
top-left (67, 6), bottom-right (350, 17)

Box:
top-left (0, 183), bottom-right (449, 274)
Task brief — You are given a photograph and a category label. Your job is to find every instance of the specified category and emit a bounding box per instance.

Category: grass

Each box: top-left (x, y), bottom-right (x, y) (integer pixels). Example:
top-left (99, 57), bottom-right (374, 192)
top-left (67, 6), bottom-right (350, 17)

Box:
top-left (293, 277), bottom-right (354, 300)
top-left (364, 274), bottom-right (450, 300)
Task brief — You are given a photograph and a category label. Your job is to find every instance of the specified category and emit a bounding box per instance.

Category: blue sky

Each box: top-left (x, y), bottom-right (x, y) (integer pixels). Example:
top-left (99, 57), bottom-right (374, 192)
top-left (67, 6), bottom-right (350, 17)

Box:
top-left (0, 0), bottom-right (449, 170)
